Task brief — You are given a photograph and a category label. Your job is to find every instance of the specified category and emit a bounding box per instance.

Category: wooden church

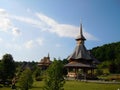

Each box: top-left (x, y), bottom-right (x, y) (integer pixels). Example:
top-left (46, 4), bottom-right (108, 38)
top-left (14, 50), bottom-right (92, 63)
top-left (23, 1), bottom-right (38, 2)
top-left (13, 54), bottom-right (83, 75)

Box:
top-left (38, 53), bottom-right (52, 70)
top-left (64, 24), bottom-right (99, 80)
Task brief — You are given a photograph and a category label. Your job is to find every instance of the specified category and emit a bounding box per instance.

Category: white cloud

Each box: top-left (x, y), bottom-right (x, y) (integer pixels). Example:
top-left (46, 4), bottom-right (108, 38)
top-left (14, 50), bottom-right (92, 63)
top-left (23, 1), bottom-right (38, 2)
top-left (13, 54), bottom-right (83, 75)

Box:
top-left (35, 12), bottom-right (57, 27)
top-left (24, 38), bottom-right (44, 49)
top-left (0, 38), bottom-right (3, 43)
top-left (0, 8), bottom-right (21, 37)
top-left (1, 7), bottom-right (97, 41)
top-left (12, 27), bottom-right (21, 36)
top-left (50, 24), bottom-right (78, 38)
top-left (36, 38), bottom-right (44, 46)
top-left (11, 15), bottom-right (47, 30)
top-left (0, 8), bottom-right (6, 15)
top-left (0, 8), bottom-right (12, 31)
top-left (35, 13), bottom-right (98, 40)
top-left (25, 40), bottom-right (35, 49)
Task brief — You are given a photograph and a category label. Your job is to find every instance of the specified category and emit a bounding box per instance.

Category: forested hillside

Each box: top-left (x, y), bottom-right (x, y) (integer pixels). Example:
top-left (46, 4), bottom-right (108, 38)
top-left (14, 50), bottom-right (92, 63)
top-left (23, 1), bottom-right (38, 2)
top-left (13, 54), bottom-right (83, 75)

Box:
top-left (91, 41), bottom-right (120, 73)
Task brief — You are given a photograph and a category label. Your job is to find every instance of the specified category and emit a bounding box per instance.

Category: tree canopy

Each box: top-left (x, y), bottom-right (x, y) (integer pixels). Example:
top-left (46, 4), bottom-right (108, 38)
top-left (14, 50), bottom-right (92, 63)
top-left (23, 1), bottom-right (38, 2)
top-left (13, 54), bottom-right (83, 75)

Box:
top-left (91, 41), bottom-right (120, 73)
top-left (0, 54), bottom-right (16, 80)
top-left (43, 59), bottom-right (65, 90)
top-left (91, 41), bottom-right (120, 62)
top-left (18, 68), bottom-right (33, 90)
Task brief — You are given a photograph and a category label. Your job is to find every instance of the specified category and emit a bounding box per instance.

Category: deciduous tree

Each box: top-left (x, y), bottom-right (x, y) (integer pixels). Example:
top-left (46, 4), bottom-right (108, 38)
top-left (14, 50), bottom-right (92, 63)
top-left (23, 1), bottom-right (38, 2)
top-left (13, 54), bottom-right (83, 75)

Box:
top-left (19, 68), bottom-right (33, 90)
top-left (1, 54), bottom-right (15, 80)
top-left (43, 60), bottom-right (65, 90)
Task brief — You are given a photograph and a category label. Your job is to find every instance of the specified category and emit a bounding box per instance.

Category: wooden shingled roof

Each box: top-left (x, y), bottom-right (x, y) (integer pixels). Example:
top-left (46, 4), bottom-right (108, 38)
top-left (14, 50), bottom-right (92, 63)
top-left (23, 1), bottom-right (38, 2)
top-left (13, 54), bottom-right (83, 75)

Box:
top-left (65, 23), bottom-right (99, 68)
top-left (68, 44), bottom-right (92, 60)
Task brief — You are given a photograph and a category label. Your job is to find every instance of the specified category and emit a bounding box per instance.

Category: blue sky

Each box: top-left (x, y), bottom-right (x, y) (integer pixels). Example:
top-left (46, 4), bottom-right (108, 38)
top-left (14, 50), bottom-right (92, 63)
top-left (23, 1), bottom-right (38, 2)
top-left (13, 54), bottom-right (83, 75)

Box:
top-left (0, 0), bottom-right (120, 61)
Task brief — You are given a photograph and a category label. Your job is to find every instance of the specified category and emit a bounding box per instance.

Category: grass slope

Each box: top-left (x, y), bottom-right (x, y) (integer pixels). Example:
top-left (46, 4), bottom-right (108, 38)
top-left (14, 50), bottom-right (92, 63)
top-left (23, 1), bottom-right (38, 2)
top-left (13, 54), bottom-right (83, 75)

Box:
top-left (0, 81), bottom-right (120, 90)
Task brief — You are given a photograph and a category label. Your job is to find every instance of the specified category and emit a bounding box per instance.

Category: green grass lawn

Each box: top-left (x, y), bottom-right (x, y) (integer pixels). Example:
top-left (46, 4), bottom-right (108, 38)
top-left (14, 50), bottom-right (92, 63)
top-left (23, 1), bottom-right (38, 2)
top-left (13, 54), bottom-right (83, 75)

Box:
top-left (65, 81), bottom-right (120, 90)
top-left (0, 80), bottom-right (120, 90)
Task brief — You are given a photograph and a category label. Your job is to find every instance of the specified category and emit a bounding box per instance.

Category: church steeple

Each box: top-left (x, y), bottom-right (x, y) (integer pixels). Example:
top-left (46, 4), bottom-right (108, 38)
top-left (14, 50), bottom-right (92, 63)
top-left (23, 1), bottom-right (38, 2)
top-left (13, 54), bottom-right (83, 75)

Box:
top-left (67, 23), bottom-right (92, 60)
top-left (48, 53), bottom-right (50, 59)
top-left (76, 23), bottom-right (86, 45)
top-left (76, 23), bottom-right (86, 41)
top-left (80, 23), bottom-right (83, 38)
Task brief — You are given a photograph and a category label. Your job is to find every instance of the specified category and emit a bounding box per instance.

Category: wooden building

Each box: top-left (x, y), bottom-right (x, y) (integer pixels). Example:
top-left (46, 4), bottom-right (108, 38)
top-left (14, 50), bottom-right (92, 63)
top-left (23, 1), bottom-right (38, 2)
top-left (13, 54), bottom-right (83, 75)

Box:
top-left (64, 24), bottom-right (99, 80)
top-left (38, 53), bottom-right (52, 70)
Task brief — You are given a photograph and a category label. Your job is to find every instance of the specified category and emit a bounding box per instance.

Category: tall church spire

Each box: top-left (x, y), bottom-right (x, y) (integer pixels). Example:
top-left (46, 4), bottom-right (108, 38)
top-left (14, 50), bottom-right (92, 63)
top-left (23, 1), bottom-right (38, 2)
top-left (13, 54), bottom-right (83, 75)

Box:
top-left (67, 23), bottom-right (92, 60)
top-left (76, 23), bottom-right (86, 41)
top-left (80, 23), bottom-right (82, 36)
top-left (47, 53), bottom-right (50, 59)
